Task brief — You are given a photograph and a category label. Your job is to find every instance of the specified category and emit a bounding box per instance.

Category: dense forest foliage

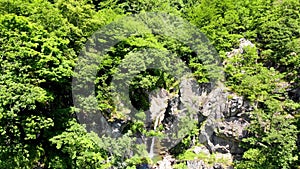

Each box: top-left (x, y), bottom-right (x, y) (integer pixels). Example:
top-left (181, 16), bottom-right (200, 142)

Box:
top-left (0, 0), bottom-right (300, 168)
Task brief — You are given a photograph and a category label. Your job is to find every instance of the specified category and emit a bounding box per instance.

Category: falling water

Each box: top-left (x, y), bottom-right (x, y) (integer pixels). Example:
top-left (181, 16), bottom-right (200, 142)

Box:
top-left (149, 137), bottom-right (155, 158)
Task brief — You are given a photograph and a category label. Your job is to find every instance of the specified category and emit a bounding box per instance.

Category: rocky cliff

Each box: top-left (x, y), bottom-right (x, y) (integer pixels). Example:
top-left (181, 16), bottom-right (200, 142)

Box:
top-left (150, 38), bottom-right (255, 169)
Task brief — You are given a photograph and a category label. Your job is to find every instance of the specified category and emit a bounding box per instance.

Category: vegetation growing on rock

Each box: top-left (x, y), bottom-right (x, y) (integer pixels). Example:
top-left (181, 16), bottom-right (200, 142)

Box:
top-left (0, 0), bottom-right (299, 168)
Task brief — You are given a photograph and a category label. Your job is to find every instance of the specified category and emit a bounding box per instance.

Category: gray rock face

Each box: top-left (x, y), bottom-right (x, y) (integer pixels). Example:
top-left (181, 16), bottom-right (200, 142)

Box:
top-left (154, 39), bottom-right (256, 168)
top-left (223, 38), bottom-right (256, 66)
top-left (186, 160), bottom-right (233, 169)
top-left (186, 160), bottom-right (210, 169)
top-left (225, 38), bottom-right (255, 59)
top-left (149, 88), bottom-right (170, 130)
top-left (156, 155), bottom-right (174, 169)
top-left (196, 84), bottom-right (251, 166)
top-left (195, 39), bottom-right (255, 163)
top-left (179, 78), bottom-right (211, 114)
top-left (151, 79), bottom-right (251, 169)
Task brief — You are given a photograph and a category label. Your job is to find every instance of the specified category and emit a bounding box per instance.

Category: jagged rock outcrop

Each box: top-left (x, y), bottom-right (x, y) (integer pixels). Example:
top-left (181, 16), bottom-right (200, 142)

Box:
top-left (198, 84), bottom-right (251, 159)
top-left (153, 38), bottom-right (255, 169)
top-left (156, 155), bottom-right (174, 169)
top-left (149, 79), bottom-right (251, 168)
top-left (225, 38), bottom-right (255, 59)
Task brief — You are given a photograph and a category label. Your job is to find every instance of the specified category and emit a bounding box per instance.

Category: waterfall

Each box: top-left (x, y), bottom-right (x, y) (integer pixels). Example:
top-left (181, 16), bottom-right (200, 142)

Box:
top-left (149, 137), bottom-right (155, 158)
